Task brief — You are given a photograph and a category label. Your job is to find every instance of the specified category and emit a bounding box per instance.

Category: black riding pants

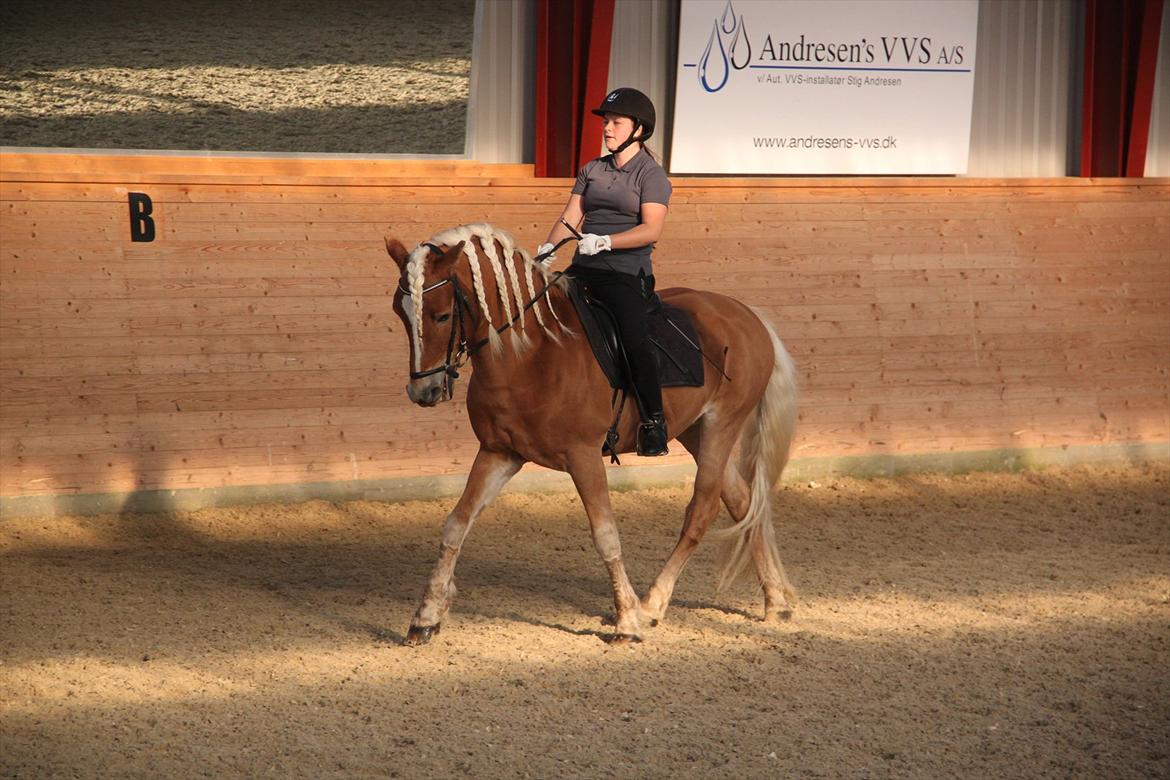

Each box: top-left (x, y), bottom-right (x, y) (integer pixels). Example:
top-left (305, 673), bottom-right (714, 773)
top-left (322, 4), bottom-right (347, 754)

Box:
top-left (568, 265), bottom-right (662, 420)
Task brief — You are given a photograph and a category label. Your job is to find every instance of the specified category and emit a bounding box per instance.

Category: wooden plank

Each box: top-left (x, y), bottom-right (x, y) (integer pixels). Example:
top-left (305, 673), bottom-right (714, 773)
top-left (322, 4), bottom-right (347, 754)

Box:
top-left (1, 386), bottom-right (404, 417)
top-left (823, 420), bottom-right (1170, 454)
top-left (14, 196), bottom-right (1162, 227)
top-left (0, 349), bottom-right (399, 379)
top-left (9, 392), bottom-right (1155, 449)
top-left (4, 457), bottom-right (482, 496)
top-left (796, 393), bottom-right (1170, 426)
top-left (8, 181), bottom-right (1170, 214)
top-left (1, 181), bottom-right (572, 205)
top-left (2, 416), bottom-right (473, 457)
top-left (6, 360), bottom-right (1160, 408)
top-left (3, 307), bottom-right (1163, 352)
top-left (0, 405), bottom-right (453, 437)
top-left (687, 201), bottom-right (1170, 226)
top-left (2, 294), bottom-right (396, 318)
top-left (0, 152), bottom-right (534, 180)
top-left (5, 238), bottom-right (1163, 267)
top-left (4, 321), bottom-right (1162, 366)
top-left (2, 341), bottom-right (1160, 392)
top-left (798, 361), bottom-right (1167, 389)
top-left (0, 333), bottom-right (400, 359)
top-left (2, 366), bottom-right (395, 396)
top-left (7, 264), bottom-right (1163, 301)
top-left (0, 208), bottom-right (561, 234)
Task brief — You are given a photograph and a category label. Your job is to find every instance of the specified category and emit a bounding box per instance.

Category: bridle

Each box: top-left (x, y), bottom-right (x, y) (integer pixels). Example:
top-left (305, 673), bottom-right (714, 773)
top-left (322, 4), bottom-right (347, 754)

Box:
top-left (398, 242), bottom-right (476, 402)
top-left (399, 237), bottom-right (573, 401)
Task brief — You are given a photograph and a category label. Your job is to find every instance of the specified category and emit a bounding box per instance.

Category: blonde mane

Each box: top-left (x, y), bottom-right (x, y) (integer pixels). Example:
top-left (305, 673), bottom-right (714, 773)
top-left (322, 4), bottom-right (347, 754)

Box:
top-left (404, 223), bottom-right (570, 372)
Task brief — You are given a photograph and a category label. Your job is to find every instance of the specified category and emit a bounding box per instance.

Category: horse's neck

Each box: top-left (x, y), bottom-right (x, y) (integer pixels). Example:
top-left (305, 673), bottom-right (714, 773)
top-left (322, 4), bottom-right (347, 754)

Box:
top-left (468, 284), bottom-right (582, 384)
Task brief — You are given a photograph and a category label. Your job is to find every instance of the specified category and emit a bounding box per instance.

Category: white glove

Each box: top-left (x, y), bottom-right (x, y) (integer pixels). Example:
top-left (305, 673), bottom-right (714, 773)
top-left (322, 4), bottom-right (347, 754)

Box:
top-left (535, 242), bottom-right (556, 265)
top-left (577, 233), bottom-right (612, 256)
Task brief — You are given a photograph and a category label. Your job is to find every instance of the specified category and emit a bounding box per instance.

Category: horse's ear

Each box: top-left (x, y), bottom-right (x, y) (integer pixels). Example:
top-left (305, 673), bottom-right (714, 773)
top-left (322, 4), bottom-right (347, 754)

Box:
top-left (385, 236), bottom-right (410, 270)
top-left (431, 241), bottom-right (465, 274)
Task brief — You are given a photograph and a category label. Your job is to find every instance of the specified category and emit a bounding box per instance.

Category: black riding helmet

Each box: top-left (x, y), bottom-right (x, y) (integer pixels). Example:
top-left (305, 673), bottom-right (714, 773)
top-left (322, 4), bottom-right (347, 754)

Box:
top-left (592, 87), bottom-right (655, 154)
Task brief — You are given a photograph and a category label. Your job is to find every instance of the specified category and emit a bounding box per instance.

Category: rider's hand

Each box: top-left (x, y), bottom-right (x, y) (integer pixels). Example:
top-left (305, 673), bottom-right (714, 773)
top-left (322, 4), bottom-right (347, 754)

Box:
top-left (577, 233), bottom-right (612, 256)
top-left (535, 242), bottom-right (556, 265)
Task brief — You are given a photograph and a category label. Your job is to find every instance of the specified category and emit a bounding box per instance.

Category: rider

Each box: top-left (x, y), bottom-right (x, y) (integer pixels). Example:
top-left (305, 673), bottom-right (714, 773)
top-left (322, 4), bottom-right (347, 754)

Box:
top-left (538, 87), bottom-right (672, 456)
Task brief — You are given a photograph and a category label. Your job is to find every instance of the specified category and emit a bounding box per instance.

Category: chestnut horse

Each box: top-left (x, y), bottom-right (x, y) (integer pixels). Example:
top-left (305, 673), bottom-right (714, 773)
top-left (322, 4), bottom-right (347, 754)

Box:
top-left (386, 223), bottom-right (798, 645)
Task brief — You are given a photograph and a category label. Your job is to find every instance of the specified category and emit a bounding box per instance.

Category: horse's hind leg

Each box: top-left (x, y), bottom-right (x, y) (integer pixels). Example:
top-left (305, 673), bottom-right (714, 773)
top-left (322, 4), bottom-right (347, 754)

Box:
top-left (736, 473), bottom-right (795, 621)
top-left (566, 450), bottom-right (643, 643)
top-left (718, 456), bottom-right (795, 621)
top-left (405, 447), bottom-right (523, 646)
top-left (706, 437), bottom-right (796, 621)
top-left (642, 425), bottom-right (795, 623)
top-left (640, 424), bottom-right (739, 624)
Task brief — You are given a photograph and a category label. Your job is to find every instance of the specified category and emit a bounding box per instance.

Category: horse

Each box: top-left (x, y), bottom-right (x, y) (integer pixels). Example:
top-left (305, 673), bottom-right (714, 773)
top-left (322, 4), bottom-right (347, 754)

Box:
top-left (385, 223), bottom-right (798, 645)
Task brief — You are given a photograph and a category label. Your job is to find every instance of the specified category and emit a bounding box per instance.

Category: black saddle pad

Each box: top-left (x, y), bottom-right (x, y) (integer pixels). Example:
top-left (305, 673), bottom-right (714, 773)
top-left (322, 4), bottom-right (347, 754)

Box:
top-left (566, 279), bottom-right (704, 391)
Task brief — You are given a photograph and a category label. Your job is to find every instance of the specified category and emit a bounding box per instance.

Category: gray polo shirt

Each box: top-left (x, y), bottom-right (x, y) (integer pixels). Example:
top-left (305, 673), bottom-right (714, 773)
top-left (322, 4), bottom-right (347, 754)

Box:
top-left (570, 149), bottom-right (672, 276)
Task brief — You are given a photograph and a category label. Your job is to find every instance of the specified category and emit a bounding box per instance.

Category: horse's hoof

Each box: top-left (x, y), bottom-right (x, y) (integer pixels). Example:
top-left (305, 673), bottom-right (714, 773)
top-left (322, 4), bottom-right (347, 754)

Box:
top-left (607, 633), bottom-right (642, 645)
top-left (404, 623), bottom-right (440, 646)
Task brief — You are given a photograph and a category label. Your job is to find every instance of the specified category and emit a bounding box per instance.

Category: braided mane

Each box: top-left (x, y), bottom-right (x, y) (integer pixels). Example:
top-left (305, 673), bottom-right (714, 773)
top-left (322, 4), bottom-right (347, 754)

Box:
top-left (404, 223), bottom-right (570, 372)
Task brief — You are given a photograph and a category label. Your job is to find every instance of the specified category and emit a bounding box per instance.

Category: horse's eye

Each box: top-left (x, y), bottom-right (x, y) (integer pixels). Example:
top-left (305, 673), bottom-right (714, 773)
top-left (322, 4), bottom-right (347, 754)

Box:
top-left (435, 313), bottom-right (451, 323)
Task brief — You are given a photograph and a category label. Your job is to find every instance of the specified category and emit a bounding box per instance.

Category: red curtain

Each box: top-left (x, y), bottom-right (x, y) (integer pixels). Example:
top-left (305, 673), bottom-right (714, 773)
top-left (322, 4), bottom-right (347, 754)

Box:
top-left (534, 0), bottom-right (615, 177)
top-left (1081, 0), bottom-right (1164, 177)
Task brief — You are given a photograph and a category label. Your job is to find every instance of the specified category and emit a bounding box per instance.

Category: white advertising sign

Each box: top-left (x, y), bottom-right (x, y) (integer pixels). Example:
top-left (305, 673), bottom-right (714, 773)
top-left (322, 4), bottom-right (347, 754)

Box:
top-left (670, 0), bottom-right (980, 174)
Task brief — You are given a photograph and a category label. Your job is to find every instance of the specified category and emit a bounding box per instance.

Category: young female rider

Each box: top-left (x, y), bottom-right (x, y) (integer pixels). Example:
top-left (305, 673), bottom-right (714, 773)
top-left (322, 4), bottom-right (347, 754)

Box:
top-left (538, 87), bottom-right (673, 456)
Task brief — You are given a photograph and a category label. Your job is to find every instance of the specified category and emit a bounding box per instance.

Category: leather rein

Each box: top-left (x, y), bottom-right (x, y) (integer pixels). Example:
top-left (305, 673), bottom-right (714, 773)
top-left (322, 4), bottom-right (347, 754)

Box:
top-left (397, 237), bottom-right (574, 400)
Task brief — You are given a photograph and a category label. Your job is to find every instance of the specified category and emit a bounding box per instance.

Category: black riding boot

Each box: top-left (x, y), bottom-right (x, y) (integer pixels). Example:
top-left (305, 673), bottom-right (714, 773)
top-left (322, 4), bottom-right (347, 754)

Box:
top-left (631, 360), bottom-right (667, 456)
top-left (629, 329), bottom-right (667, 456)
top-left (637, 412), bottom-right (669, 456)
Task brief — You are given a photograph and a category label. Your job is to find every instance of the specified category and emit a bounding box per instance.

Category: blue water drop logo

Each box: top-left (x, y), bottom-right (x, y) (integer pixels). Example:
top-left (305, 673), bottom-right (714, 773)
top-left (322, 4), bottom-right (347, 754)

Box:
top-left (729, 14), bottom-right (751, 70)
top-left (699, 20), bottom-right (730, 93)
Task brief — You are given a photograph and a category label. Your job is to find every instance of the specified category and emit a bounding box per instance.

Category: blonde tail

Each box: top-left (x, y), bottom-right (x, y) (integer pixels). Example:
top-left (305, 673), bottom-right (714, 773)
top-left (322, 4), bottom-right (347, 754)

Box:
top-left (713, 311), bottom-right (798, 596)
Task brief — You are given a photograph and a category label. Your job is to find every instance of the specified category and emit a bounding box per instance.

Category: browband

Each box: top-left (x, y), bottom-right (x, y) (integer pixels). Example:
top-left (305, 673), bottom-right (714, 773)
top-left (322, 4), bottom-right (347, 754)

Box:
top-left (398, 278), bottom-right (450, 296)
top-left (398, 242), bottom-right (453, 296)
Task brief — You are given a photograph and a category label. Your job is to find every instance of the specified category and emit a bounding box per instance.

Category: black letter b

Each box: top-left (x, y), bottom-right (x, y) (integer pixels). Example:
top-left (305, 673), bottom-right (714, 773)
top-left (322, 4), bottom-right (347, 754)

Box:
top-left (128, 192), bottom-right (155, 242)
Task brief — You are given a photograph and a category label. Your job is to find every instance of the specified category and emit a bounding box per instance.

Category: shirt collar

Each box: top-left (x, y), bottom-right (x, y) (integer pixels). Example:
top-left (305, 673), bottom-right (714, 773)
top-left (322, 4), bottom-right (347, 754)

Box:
top-left (607, 147), bottom-right (644, 172)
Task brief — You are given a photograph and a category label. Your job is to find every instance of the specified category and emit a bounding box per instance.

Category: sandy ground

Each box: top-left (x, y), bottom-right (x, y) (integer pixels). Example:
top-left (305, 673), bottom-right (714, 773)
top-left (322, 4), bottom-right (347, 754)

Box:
top-left (2, 464), bottom-right (1168, 778)
top-left (0, 0), bottom-right (473, 154)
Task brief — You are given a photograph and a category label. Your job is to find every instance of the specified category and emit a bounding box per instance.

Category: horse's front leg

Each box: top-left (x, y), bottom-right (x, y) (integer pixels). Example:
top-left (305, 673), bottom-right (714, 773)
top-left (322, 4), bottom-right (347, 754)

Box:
top-left (405, 447), bottom-right (524, 646)
top-left (566, 450), bottom-right (644, 643)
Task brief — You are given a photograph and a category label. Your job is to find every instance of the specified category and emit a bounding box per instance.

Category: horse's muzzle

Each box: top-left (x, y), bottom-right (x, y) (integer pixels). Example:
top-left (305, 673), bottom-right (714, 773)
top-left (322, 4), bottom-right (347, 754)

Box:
top-left (406, 377), bottom-right (446, 407)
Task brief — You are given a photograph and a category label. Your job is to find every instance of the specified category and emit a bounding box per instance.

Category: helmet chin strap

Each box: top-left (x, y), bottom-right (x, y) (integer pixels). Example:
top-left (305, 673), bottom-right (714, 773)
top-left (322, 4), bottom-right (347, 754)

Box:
top-left (612, 123), bottom-right (649, 156)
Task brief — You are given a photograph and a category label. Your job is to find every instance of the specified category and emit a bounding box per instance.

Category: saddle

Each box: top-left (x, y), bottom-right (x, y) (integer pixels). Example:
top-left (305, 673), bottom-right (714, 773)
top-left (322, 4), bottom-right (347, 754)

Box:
top-left (566, 278), bottom-right (705, 392)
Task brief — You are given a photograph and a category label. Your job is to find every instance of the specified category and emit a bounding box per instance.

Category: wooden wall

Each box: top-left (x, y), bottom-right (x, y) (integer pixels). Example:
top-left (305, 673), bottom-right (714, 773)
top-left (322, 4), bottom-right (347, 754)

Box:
top-left (2, 153), bottom-right (1167, 504)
